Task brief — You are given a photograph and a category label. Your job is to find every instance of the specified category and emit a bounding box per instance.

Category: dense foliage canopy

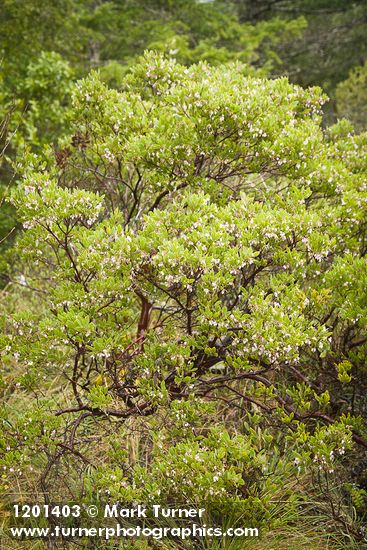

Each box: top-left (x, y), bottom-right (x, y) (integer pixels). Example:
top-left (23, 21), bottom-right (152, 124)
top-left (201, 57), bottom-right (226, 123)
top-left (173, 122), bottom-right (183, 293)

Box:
top-left (1, 53), bottom-right (367, 547)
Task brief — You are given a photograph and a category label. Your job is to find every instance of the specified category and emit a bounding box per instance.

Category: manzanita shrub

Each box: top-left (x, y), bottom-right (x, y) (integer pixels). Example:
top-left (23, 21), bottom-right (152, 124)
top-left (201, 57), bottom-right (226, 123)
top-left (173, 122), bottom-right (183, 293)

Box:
top-left (1, 53), bottom-right (367, 543)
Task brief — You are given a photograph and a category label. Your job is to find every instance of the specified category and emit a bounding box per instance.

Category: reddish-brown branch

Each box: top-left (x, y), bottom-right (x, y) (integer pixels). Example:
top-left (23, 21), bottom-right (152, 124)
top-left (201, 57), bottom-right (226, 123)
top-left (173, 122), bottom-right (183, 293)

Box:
top-left (135, 289), bottom-right (152, 349)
